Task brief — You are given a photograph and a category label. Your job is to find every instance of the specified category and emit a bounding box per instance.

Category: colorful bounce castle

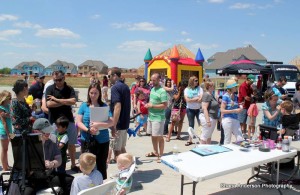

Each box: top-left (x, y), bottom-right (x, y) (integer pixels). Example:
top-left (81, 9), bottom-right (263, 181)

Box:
top-left (143, 44), bottom-right (205, 84)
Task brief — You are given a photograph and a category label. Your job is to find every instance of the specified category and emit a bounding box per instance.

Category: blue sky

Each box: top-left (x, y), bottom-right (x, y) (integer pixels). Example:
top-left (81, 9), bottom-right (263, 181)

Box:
top-left (0, 0), bottom-right (299, 69)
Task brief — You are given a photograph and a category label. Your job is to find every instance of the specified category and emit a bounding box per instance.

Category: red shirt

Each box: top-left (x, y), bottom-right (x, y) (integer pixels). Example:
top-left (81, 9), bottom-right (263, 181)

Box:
top-left (138, 99), bottom-right (148, 114)
top-left (238, 81), bottom-right (253, 109)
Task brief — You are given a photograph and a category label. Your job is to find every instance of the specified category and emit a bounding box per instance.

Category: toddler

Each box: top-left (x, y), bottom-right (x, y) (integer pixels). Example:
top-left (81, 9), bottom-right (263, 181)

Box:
top-left (56, 116), bottom-right (69, 173)
top-left (246, 97), bottom-right (259, 138)
top-left (116, 153), bottom-right (134, 194)
top-left (70, 153), bottom-right (103, 195)
top-left (136, 90), bottom-right (148, 135)
top-left (0, 90), bottom-right (12, 171)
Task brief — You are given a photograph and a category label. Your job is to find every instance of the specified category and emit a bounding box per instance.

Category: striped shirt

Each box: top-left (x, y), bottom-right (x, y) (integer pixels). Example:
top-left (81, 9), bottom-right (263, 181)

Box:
top-left (222, 92), bottom-right (239, 119)
top-left (148, 87), bottom-right (167, 122)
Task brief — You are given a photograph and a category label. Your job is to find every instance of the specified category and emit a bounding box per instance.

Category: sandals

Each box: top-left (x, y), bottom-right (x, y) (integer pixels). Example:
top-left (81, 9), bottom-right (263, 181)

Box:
top-left (176, 137), bottom-right (183, 140)
top-left (185, 141), bottom-right (194, 146)
top-left (145, 152), bottom-right (158, 157)
top-left (157, 156), bottom-right (161, 163)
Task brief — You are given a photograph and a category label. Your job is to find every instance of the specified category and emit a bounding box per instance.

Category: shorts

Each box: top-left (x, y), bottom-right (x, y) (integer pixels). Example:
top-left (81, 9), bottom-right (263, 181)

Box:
top-left (137, 114), bottom-right (148, 125)
top-left (114, 130), bottom-right (127, 151)
top-left (246, 116), bottom-right (256, 126)
top-left (199, 113), bottom-right (217, 141)
top-left (0, 134), bottom-right (8, 140)
top-left (53, 122), bottom-right (77, 144)
top-left (147, 121), bottom-right (164, 136)
top-left (238, 109), bottom-right (248, 124)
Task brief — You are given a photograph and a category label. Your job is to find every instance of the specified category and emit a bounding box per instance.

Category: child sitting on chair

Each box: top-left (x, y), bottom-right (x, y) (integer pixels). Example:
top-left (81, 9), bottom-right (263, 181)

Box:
top-left (70, 153), bottom-right (103, 195)
top-left (116, 153), bottom-right (134, 195)
top-left (279, 100), bottom-right (299, 137)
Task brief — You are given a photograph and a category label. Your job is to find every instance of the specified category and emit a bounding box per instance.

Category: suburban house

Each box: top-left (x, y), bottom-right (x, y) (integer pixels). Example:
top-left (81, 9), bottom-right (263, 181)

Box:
top-left (44, 60), bottom-right (77, 76)
top-left (10, 61), bottom-right (45, 75)
top-left (78, 60), bottom-right (108, 75)
top-left (204, 45), bottom-right (267, 78)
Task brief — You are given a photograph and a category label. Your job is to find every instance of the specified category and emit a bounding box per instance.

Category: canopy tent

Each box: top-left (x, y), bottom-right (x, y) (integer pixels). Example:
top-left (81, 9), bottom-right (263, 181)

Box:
top-left (216, 55), bottom-right (271, 75)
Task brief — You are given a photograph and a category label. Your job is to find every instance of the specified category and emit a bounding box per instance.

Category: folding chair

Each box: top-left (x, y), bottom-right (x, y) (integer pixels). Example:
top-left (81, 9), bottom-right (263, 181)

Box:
top-left (116, 157), bottom-right (136, 195)
top-left (187, 127), bottom-right (201, 146)
top-left (77, 180), bottom-right (116, 195)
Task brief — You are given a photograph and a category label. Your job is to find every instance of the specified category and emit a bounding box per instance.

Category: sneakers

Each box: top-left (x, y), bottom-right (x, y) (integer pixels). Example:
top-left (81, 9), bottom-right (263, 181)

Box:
top-left (71, 166), bottom-right (81, 173)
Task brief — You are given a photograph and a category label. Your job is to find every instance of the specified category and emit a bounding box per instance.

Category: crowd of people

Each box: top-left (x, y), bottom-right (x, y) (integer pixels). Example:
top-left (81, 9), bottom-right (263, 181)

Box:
top-left (0, 70), bottom-right (300, 194)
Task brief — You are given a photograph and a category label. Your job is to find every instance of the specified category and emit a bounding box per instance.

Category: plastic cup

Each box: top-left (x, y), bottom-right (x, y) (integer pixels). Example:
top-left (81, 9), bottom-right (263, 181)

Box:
top-left (269, 140), bottom-right (275, 149)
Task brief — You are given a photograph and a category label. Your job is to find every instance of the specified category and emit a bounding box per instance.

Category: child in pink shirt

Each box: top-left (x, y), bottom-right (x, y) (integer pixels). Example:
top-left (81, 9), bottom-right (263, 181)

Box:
top-left (246, 97), bottom-right (259, 138)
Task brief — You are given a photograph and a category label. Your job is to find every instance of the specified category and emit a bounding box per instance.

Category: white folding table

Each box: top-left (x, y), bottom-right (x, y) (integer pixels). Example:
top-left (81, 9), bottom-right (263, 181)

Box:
top-left (161, 144), bottom-right (297, 195)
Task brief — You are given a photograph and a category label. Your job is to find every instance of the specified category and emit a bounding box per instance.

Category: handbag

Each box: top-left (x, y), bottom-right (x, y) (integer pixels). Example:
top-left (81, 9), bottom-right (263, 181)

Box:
top-left (171, 99), bottom-right (182, 122)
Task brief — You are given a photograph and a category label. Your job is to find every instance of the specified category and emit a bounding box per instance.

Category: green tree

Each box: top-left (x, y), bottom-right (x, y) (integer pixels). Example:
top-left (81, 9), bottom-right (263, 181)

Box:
top-left (0, 67), bottom-right (11, 74)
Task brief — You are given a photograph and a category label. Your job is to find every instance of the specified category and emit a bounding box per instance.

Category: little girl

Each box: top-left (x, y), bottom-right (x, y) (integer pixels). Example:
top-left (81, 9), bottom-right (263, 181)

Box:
top-left (136, 90), bottom-right (148, 136)
top-left (0, 90), bottom-right (12, 171)
top-left (246, 97), bottom-right (259, 138)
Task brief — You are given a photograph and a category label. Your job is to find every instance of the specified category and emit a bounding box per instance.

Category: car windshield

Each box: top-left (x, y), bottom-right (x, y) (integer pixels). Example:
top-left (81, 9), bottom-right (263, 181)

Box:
top-left (275, 71), bottom-right (299, 82)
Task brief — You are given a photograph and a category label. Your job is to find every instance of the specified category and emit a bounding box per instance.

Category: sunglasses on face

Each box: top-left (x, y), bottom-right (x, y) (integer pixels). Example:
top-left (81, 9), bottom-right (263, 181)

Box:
top-left (54, 78), bottom-right (64, 82)
top-left (140, 80), bottom-right (145, 82)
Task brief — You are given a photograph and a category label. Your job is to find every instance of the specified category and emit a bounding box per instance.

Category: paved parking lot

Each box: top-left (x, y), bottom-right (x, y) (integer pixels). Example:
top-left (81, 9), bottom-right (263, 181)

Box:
top-left (0, 86), bottom-right (299, 194)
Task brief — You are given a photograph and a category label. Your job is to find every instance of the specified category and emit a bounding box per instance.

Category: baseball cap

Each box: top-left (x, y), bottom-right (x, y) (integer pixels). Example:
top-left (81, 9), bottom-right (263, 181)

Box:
top-left (247, 74), bottom-right (256, 82)
top-left (33, 118), bottom-right (54, 133)
top-left (38, 73), bottom-right (45, 79)
top-left (226, 79), bottom-right (238, 89)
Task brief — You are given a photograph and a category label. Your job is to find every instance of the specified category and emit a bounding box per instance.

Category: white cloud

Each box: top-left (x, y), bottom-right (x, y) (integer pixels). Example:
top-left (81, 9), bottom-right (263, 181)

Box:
top-left (191, 43), bottom-right (219, 50)
top-left (60, 43), bottom-right (87, 48)
top-left (111, 22), bottom-right (164, 31)
top-left (0, 29), bottom-right (22, 40)
top-left (9, 42), bottom-right (37, 48)
top-left (181, 31), bottom-right (189, 35)
top-left (0, 14), bottom-right (18, 21)
top-left (118, 40), bottom-right (171, 51)
top-left (35, 28), bottom-right (80, 38)
top-left (208, 0), bottom-right (224, 3)
top-left (229, 3), bottom-right (254, 9)
top-left (91, 14), bottom-right (101, 19)
top-left (257, 4), bottom-right (273, 9)
top-left (14, 21), bottom-right (42, 29)
top-left (178, 38), bottom-right (193, 43)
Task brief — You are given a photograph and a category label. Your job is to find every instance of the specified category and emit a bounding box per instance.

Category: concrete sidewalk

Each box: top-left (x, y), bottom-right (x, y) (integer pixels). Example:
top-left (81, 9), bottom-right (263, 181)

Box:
top-left (0, 86), bottom-right (299, 195)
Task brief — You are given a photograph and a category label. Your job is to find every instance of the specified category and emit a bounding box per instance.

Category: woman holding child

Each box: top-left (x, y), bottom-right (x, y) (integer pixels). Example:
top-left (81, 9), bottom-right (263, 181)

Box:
top-left (76, 83), bottom-right (114, 179)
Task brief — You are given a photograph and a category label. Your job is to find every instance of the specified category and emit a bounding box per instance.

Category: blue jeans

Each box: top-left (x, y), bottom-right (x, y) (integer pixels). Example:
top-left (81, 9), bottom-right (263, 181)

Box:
top-left (186, 108), bottom-right (200, 129)
top-left (164, 107), bottom-right (171, 134)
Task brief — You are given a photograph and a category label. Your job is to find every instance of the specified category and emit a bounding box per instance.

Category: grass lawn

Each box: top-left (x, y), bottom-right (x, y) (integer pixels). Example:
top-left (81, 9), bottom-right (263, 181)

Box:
top-left (0, 75), bottom-right (135, 88)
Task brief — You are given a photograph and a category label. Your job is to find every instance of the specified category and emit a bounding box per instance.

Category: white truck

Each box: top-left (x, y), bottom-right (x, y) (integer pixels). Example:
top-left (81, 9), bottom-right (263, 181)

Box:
top-left (265, 64), bottom-right (300, 97)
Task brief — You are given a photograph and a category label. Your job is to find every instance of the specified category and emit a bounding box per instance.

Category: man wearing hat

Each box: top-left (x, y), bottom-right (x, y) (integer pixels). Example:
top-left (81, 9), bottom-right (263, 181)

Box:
top-left (23, 118), bottom-right (73, 195)
top-left (238, 74), bottom-right (255, 135)
top-left (29, 73), bottom-right (45, 99)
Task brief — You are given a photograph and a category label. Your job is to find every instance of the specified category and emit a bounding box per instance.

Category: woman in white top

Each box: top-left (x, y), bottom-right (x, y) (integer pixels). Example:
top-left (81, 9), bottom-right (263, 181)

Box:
top-left (184, 76), bottom-right (203, 146)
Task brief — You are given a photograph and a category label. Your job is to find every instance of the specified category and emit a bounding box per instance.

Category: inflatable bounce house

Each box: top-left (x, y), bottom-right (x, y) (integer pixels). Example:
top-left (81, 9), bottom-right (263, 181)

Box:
top-left (143, 44), bottom-right (204, 84)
